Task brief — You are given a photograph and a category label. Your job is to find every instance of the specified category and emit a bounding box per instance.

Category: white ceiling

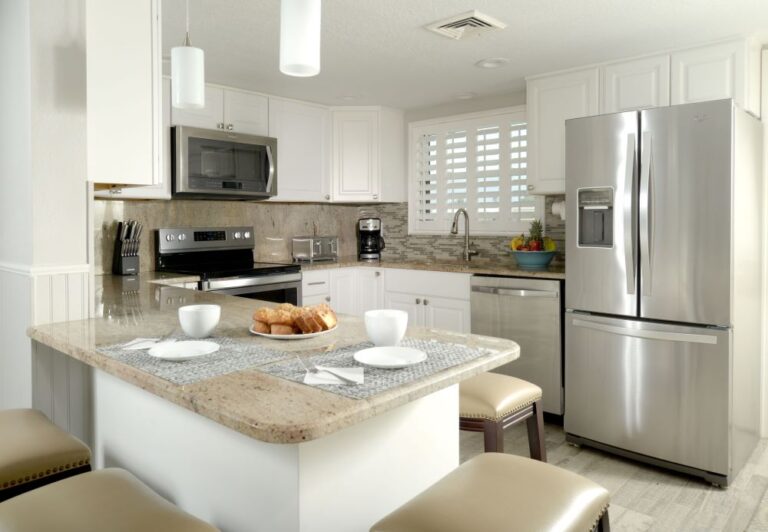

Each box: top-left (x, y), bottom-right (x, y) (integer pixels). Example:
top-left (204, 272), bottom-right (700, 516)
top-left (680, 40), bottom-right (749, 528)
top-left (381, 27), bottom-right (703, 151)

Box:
top-left (162, 0), bottom-right (768, 110)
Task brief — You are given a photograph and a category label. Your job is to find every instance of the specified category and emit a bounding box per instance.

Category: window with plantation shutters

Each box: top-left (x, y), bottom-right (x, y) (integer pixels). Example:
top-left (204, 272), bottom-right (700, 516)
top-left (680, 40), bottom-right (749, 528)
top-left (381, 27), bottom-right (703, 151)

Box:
top-left (410, 108), bottom-right (541, 235)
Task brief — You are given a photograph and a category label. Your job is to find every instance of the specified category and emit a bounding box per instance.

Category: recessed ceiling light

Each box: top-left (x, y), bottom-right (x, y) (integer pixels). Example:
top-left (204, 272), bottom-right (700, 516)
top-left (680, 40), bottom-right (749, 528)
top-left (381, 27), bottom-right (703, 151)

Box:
top-left (454, 92), bottom-right (477, 100)
top-left (475, 57), bottom-right (510, 69)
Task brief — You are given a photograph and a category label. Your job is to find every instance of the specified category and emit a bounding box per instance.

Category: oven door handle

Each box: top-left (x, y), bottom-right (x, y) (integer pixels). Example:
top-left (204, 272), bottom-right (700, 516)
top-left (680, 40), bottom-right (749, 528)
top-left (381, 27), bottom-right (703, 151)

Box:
top-left (204, 273), bottom-right (302, 292)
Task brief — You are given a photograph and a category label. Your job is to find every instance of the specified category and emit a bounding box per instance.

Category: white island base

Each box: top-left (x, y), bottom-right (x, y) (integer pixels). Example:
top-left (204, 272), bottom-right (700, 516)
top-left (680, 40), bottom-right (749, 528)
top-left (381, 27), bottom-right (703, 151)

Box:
top-left (92, 370), bottom-right (459, 532)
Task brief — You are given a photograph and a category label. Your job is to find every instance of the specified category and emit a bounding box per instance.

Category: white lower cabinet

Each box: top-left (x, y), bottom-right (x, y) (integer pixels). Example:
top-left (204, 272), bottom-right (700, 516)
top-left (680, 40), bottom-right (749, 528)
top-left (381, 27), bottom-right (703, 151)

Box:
top-left (301, 267), bottom-right (383, 316)
top-left (356, 268), bottom-right (384, 314)
top-left (383, 269), bottom-right (471, 333)
top-left (329, 268), bottom-right (358, 316)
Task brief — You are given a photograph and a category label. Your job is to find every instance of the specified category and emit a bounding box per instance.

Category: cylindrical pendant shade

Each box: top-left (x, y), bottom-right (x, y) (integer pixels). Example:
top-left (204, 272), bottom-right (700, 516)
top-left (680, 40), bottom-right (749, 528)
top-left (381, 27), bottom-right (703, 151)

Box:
top-left (171, 45), bottom-right (205, 109)
top-left (280, 0), bottom-right (321, 77)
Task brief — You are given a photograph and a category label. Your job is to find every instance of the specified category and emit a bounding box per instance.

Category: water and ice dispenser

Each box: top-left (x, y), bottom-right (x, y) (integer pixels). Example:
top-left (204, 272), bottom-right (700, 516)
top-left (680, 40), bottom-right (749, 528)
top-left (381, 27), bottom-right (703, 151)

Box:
top-left (577, 188), bottom-right (613, 247)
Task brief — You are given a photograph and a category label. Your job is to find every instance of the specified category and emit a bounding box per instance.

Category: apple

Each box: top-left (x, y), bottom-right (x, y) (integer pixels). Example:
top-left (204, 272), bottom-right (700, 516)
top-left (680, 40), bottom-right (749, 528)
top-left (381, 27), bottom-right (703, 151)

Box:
top-left (529, 240), bottom-right (542, 251)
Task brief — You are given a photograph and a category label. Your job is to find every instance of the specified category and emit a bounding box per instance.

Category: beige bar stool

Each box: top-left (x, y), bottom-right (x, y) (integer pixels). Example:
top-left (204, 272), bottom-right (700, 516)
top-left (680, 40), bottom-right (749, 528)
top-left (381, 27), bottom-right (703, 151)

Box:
top-left (371, 453), bottom-right (611, 532)
top-left (0, 468), bottom-right (219, 532)
top-left (0, 409), bottom-right (91, 502)
top-left (459, 372), bottom-right (546, 460)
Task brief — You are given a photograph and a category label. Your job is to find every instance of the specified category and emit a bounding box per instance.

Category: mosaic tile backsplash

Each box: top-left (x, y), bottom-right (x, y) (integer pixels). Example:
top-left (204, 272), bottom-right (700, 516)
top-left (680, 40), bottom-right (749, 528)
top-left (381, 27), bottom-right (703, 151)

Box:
top-left (94, 196), bottom-right (566, 274)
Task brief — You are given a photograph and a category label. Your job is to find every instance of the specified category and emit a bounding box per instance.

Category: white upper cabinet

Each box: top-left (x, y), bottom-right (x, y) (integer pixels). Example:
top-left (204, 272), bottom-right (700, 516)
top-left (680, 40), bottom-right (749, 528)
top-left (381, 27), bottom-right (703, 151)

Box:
top-left (526, 68), bottom-right (600, 195)
top-left (601, 55), bottom-right (670, 113)
top-left (331, 107), bottom-right (406, 203)
top-left (172, 86), bottom-right (268, 136)
top-left (95, 78), bottom-right (172, 199)
top-left (268, 98), bottom-right (330, 202)
top-left (671, 40), bottom-right (758, 113)
top-left (87, 0), bottom-right (162, 186)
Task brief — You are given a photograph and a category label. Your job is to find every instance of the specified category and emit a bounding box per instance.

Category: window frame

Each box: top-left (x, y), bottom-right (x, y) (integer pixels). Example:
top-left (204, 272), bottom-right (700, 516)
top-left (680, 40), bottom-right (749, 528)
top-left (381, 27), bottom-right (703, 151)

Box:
top-left (407, 106), bottom-right (543, 236)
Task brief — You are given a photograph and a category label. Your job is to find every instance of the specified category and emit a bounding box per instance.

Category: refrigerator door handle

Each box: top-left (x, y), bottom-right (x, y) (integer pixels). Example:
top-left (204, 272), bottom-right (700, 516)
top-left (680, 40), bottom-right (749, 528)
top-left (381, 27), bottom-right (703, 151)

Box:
top-left (623, 134), bottom-right (637, 295)
top-left (572, 319), bottom-right (718, 345)
top-left (639, 132), bottom-right (652, 297)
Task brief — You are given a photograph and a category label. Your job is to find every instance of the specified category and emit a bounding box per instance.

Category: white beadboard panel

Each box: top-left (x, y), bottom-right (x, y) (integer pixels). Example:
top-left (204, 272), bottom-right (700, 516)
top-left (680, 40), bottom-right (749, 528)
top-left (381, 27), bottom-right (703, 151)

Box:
top-left (32, 269), bottom-right (90, 325)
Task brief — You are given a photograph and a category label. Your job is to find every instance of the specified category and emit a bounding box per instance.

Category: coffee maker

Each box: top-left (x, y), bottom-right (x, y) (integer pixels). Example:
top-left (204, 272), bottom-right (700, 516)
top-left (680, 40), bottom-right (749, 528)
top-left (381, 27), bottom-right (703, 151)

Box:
top-left (357, 218), bottom-right (385, 261)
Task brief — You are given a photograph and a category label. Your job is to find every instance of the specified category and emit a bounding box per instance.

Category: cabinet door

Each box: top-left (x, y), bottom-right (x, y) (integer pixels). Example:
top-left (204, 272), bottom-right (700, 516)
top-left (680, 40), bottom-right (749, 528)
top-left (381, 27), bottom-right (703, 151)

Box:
top-left (383, 291), bottom-right (424, 327)
top-left (329, 269), bottom-right (358, 315)
top-left (671, 41), bottom-right (745, 107)
top-left (332, 110), bottom-right (380, 201)
top-left (96, 77), bottom-right (172, 199)
top-left (602, 55), bottom-right (670, 113)
top-left (87, 0), bottom-right (161, 186)
top-left (268, 98), bottom-right (330, 201)
top-left (171, 86), bottom-right (224, 130)
top-left (423, 296), bottom-right (471, 333)
top-left (303, 294), bottom-right (330, 307)
top-left (224, 89), bottom-right (269, 135)
top-left (526, 68), bottom-right (599, 194)
top-left (356, 269), bottom-right (384, 315)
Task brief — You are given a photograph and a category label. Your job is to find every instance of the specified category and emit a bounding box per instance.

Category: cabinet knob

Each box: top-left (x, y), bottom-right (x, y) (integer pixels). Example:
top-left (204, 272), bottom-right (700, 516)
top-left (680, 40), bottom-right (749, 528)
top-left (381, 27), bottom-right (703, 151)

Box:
top-left (325, 194), bottom-right (331, 200)
top-left (373, 194), bottom-right (379, 200)
top-left (217, 123), bottom-right (224, 129)
top-left (325, 296), bottom-right (331, 302)
top-left (226, 124), bottom-right (234, 131)
top-left (527, 184), bottom-right (535, 191)
top-left (375, 271), bottom-right (380, 277)
top-left (415, 298), bottom-right (421, 304)
top-left (423, 299), bottom-right (429, 306)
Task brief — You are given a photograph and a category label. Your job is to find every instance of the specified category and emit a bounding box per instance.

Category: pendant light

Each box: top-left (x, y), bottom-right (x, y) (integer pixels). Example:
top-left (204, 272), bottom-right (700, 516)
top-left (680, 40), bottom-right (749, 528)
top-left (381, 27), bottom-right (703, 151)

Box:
top-left (171, 0), bottom-right (205, 109)
top-left (280, 0), bottom-right (322, 77)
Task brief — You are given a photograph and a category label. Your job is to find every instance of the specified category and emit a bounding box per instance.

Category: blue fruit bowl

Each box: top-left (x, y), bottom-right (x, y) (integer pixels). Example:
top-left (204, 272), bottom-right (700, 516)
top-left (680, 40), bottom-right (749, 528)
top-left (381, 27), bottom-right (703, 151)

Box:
top-left (511, 250), bottom-right (556, 270)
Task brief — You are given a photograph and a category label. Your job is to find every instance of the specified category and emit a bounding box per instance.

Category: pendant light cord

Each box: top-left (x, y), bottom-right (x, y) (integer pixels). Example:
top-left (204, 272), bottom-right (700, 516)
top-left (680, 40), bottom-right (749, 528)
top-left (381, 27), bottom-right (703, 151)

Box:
top-left (184, 0), bottom-right (191, 46)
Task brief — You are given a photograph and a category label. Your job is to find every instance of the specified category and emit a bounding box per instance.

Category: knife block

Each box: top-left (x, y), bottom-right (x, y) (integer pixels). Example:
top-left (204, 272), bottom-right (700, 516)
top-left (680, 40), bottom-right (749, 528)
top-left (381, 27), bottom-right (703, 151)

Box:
top-left (112, 240), bottom-right (140, 275)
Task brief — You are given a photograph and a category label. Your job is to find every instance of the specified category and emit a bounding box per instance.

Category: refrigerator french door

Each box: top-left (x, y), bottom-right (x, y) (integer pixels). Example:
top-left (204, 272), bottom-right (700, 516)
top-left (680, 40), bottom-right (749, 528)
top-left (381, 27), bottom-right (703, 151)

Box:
top-left (563, 99), bottom-right (761, 486)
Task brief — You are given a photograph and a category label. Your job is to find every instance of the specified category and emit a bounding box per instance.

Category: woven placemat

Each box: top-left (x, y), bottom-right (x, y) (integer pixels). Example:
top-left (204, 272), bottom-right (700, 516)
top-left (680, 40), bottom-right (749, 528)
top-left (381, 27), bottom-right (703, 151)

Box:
top-left (97, 335), bottom-right (288, 385)
top-left (263, 337), bottom-right (497, 399)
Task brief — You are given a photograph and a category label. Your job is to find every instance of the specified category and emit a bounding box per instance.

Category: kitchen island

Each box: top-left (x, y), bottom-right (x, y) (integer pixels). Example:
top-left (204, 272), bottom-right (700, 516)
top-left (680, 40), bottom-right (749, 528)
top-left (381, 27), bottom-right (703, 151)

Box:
top-left (27, 274), bottom-right (520, 532)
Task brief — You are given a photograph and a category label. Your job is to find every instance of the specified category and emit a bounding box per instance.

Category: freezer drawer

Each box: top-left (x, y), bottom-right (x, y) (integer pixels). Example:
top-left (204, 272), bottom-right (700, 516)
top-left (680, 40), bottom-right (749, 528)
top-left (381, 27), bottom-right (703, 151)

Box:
top-left (471, 276), bottom-right (562, 415)
top-left (565, 312), bottom-right (730, 475)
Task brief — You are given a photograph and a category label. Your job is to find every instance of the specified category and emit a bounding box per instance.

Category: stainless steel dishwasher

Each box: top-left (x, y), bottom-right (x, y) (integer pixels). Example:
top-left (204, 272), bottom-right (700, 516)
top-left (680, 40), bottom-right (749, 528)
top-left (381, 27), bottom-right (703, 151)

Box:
top-left (470, 275), bottom-right (563, 415)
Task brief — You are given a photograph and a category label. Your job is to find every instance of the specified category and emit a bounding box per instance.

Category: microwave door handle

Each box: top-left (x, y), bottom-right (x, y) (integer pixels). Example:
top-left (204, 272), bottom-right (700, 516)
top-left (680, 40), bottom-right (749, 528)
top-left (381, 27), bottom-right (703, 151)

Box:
top-left (265, 145), bottom-right (275, 194)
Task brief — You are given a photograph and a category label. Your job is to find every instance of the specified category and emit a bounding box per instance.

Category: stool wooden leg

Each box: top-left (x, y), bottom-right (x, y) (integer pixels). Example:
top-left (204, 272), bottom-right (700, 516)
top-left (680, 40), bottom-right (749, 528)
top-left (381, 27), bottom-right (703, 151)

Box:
top-left (483, 419), bottom-right (504, 453)
top-left (525, 400), bottom-right (547, 461)
top-left (596, 510), bottom-right (610, 532)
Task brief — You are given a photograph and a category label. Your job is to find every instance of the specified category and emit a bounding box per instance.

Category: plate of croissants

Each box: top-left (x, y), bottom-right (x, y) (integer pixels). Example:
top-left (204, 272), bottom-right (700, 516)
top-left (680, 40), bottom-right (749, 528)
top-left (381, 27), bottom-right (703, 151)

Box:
top-left (250, 303), bottom-right (338, 339)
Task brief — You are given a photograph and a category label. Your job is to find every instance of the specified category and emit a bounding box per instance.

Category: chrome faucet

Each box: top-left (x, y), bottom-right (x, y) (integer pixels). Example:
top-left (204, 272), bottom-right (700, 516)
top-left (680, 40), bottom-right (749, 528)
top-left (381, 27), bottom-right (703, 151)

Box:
top-left (450, 208), bottom-right (479, 261)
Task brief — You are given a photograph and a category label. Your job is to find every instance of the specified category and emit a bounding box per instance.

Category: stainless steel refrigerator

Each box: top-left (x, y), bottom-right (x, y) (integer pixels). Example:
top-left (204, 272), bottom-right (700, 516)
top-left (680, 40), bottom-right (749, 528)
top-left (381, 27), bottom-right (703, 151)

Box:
top-left (564, 99), bottom-right (763, 486)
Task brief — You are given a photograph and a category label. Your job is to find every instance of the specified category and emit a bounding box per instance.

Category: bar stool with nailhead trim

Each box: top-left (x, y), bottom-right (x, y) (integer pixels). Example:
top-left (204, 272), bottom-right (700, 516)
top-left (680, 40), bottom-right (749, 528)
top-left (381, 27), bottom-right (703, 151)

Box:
top-left (371, 453), bottom-right (611, 532)
top-left (459, 372), bottom-right (546, 460)
top-left (0, 409), bottom-right (91, 502)
top-left (0, 468), bottom-right (220, 531)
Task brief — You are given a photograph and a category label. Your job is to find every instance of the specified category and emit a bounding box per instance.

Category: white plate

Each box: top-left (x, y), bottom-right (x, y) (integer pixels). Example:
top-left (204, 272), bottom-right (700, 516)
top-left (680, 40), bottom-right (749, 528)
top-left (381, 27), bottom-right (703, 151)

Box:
top-left (353, 346), bottom-right (427, 369)
top-left (249, 324), bottom-right (337, 340)
top-left (147, 340), bottom-right (220, 362)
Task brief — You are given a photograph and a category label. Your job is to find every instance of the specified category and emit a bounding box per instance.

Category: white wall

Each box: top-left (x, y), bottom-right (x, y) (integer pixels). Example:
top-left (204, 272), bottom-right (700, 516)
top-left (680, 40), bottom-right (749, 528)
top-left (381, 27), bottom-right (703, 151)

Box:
top-left (0, 0), bottom-right (89, 410)
top-left (762, 49), bottom-right (768, 438)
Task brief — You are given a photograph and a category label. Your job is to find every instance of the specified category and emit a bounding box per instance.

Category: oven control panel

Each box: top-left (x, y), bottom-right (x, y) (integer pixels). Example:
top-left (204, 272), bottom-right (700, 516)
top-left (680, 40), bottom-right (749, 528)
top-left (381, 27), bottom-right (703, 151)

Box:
top-left (157, 226), bottom-right (254, 253)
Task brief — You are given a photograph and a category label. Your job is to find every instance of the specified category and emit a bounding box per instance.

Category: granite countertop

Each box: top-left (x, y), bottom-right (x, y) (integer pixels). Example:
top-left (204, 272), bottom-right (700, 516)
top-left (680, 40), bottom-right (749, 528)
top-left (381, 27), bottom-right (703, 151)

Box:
top-left (28, 274), bottom-right (520, 444)
top-left (300, 255), bottom-right (566, 280)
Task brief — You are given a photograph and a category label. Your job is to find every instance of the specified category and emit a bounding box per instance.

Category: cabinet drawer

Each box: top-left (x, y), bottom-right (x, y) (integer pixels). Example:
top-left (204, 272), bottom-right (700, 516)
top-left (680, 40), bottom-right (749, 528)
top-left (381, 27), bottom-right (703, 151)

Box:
top-left (384, 269), bottom-right (470, 300)
top-left (302, 270), bottom-right (330, 296)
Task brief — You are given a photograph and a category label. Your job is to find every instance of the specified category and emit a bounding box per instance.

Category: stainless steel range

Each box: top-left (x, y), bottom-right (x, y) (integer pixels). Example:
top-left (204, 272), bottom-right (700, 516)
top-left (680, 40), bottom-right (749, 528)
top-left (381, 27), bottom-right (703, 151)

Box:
top-left (156, 226), bottom-right (301, 304)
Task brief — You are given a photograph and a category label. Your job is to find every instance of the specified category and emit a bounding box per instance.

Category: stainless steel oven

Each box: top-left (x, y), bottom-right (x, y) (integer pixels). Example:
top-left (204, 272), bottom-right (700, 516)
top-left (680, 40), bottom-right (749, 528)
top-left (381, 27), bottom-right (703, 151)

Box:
top-left (172, 126), bottom-right (277, 199)
top-left (202, 272), bottom-right (301, 305)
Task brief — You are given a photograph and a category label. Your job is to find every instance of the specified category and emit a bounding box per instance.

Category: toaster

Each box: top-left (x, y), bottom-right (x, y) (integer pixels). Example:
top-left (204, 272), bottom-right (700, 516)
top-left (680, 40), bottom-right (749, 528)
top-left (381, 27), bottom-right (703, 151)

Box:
top-left (292, 236), bottom-right (338, 262)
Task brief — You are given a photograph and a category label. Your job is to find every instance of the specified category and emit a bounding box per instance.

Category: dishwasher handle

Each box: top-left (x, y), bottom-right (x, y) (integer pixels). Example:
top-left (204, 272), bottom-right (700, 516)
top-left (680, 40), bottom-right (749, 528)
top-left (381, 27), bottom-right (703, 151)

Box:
top-left (471, 286), bottom-right (558, 298)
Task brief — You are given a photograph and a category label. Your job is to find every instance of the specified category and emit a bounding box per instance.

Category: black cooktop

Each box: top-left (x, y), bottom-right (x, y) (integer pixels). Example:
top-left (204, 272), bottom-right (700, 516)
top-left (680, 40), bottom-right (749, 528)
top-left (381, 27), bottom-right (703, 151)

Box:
top-left (156, 248), bottom-right (299, 281)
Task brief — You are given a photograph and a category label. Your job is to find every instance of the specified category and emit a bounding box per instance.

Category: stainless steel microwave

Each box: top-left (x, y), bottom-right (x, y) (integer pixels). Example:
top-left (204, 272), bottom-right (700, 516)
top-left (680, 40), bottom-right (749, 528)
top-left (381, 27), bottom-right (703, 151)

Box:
top-left (172, 126), bottom-right (277, 199)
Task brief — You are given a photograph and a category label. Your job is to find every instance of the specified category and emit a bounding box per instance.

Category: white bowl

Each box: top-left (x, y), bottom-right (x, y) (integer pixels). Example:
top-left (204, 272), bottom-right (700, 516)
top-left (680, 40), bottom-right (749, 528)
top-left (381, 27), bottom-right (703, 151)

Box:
top-left (364, 309), bottom-right (408, 347)
top-left (178, 304), bottom-right (221, 339)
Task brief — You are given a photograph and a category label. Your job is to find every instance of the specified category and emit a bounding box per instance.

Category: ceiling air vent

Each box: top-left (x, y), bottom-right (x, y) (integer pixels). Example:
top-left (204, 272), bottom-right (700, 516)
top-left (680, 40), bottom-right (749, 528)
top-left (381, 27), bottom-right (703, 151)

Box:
top-left (425, 10), bottom-right (507, 40)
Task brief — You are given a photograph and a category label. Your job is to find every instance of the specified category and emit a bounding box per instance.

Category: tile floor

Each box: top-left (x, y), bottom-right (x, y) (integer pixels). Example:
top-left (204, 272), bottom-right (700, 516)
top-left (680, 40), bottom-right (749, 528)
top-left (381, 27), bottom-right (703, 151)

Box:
top-left (460, 422), bottom-right (768, 531)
